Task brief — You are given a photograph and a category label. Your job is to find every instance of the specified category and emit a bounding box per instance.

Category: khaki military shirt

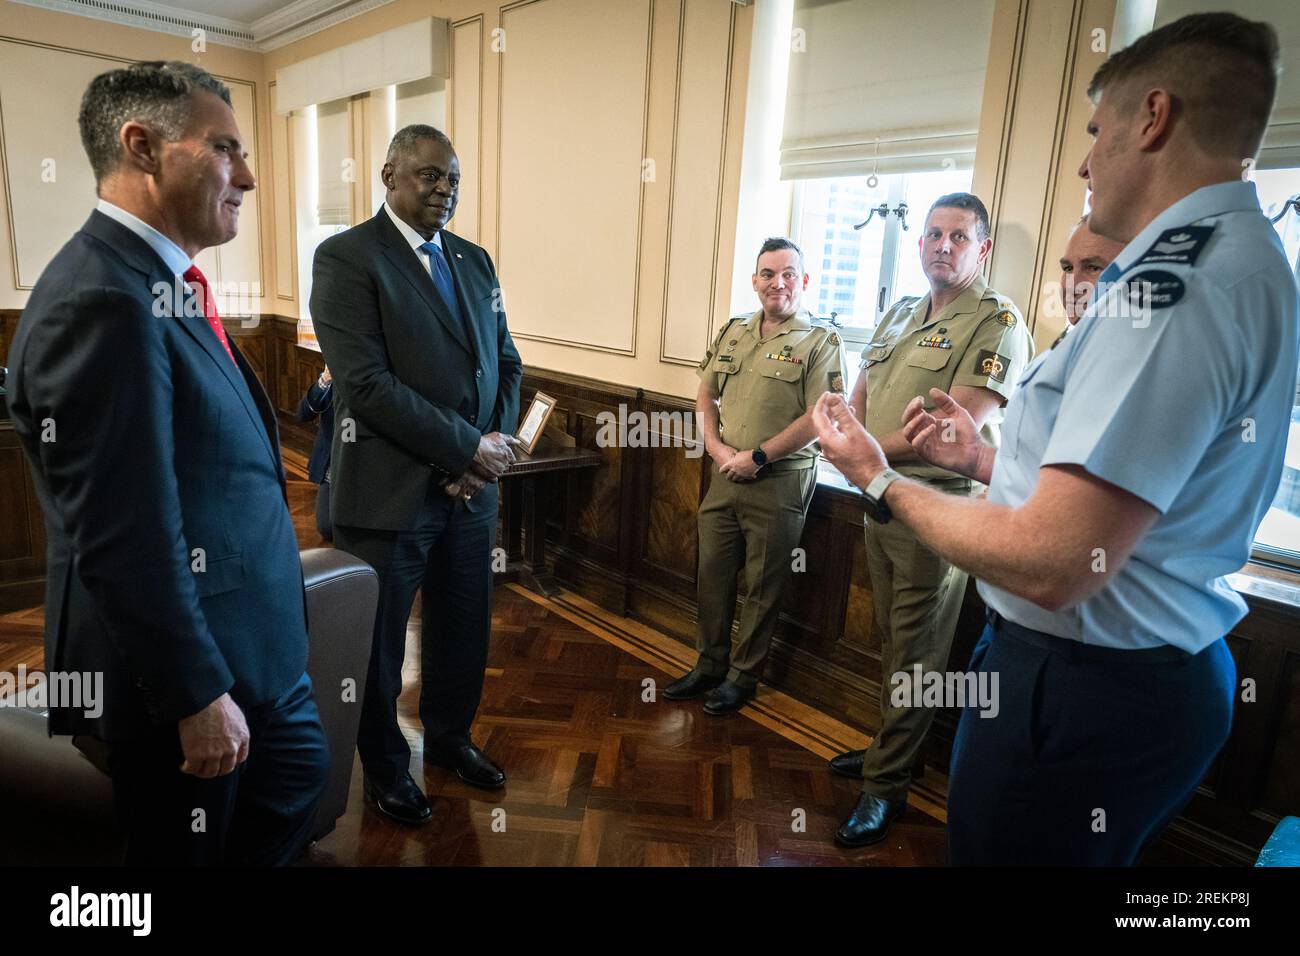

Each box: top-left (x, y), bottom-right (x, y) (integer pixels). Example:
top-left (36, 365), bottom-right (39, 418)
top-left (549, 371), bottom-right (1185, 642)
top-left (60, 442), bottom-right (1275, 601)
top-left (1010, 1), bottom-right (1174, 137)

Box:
top-left (697, 309), bottom-right (848, 462)
top-left (861, 274), bottom-right (1034, 482)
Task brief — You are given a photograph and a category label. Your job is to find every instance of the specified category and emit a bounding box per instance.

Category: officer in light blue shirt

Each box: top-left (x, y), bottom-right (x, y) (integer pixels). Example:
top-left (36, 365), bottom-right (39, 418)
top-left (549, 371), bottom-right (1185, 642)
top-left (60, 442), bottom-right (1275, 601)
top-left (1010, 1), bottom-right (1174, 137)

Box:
top-left (980, 178), bottom-right (1296, 653)
top-left (810, 12), bottom-right (1297, 864)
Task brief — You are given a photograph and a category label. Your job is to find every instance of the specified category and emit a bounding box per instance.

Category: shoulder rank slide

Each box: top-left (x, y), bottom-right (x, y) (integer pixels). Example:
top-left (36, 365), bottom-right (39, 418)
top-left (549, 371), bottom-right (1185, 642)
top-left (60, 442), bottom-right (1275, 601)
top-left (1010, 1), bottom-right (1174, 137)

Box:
top-left (1134, 225), bottom-right (1215, 268)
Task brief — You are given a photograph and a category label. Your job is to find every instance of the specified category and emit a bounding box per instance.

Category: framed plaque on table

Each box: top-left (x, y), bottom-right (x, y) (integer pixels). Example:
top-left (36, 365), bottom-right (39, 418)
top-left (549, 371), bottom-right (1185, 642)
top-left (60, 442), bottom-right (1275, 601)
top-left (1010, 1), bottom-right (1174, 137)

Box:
top-left (516, 390), bottom-right (557, 454)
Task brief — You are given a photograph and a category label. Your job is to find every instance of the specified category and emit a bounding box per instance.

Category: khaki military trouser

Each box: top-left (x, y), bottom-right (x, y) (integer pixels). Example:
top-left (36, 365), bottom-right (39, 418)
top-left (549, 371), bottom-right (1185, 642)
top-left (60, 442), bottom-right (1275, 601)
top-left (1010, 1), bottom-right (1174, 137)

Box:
top-left (859, 477), bottom-right (973, 802)
top-left (695, 460), bottom-right (818, 689)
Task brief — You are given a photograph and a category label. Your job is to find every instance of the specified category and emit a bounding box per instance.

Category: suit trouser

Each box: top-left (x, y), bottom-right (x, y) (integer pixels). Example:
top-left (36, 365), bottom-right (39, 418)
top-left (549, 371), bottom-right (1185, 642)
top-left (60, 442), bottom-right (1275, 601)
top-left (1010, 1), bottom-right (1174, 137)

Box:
top-left (947, 615), bottom-right (1236, 865)
top-left (858, 478), bottom-right (971, 802)
top-left (106, 671), bottom-right (329, 866)
top-left (695, 462), bottom-right (817, 689)
top-left (314, 477), bottom-right (333, 542)
top-left (333, 482), bottom-right (496, 784)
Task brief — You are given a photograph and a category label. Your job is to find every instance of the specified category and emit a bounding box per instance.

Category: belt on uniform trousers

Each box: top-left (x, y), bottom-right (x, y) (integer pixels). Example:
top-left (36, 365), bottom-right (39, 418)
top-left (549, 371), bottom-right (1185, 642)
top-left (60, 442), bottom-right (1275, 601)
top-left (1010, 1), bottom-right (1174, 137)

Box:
top-left (986, 608), bottom-right (1192, 663)
top-left (759, 457), bottom-right (818, 476)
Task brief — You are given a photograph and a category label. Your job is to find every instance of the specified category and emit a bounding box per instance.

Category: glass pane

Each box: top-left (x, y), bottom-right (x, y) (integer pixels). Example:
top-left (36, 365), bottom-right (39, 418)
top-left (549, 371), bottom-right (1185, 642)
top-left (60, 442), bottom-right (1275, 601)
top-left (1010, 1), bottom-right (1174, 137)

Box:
top-left (1255, 406), bottom-right (1300, 561)
top-left (794, 176), bottom-right (891, 328)
top-left (1253, 166), bottom-right (1300, 564)
top-left (890, 167), bottom-right (977, 300)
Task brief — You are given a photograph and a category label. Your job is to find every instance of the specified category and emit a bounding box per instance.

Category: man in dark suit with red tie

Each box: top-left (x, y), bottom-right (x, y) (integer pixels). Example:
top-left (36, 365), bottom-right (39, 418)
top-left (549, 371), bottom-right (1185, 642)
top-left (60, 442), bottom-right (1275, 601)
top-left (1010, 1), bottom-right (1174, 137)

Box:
top-left (311, 125), bottom-right (522, 824)
top-left (7, 61), bottom-right (329, 865)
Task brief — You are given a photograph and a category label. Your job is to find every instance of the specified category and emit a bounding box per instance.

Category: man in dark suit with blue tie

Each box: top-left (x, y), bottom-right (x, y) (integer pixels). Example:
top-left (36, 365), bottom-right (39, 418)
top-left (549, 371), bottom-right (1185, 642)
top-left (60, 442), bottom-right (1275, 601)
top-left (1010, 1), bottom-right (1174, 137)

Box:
top-left (311, 125), bottom-right (522, 824)
top-left (7, 62), bottom-right (329, 864)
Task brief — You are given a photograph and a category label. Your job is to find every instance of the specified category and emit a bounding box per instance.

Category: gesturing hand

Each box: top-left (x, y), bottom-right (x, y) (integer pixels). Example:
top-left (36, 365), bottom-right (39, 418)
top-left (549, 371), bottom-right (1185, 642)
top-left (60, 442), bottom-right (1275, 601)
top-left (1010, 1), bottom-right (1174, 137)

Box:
top-left (178, 692), bottom-right (249, 779)
top-left (901, 388), bottom-right (983, 478)
top-left (812, 392), bottom-right (888, 490)
top-left (472, 432), bottom-right (520, 479)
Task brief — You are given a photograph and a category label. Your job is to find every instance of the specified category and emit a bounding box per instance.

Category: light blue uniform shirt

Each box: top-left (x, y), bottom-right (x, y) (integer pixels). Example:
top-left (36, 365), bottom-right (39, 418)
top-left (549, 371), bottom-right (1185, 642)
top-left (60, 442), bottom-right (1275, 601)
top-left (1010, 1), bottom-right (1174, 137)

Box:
top-left (979, 181), bottom-right (1299, 652)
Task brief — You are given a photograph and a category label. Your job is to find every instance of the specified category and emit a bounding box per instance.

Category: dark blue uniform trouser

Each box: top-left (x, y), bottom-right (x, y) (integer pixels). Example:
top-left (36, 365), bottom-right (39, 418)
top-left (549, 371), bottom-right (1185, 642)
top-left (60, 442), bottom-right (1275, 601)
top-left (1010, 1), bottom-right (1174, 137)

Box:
top-left (947, 614), bottom-right (1235, 865)
top-left (107, 671), bottom-right (330, 866)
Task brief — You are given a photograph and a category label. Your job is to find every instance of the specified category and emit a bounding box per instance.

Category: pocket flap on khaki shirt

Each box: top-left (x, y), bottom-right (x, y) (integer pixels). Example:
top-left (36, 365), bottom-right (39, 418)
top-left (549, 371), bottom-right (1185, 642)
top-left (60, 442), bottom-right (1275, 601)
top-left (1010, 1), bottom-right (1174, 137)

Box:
top-left (904, 348), bottom-right (954, 371)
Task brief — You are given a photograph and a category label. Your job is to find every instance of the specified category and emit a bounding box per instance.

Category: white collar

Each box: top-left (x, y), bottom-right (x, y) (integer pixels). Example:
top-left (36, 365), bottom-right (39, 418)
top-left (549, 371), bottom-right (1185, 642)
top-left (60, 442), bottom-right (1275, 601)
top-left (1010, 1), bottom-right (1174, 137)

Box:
top-left (382, 202), bottom-right (442, 254)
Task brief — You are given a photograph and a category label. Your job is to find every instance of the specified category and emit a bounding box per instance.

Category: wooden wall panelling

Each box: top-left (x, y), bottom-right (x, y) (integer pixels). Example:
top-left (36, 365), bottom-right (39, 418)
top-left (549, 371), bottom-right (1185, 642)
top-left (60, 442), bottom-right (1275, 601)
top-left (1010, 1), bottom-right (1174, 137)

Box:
top-left (0, 423), bottom-right (47, 612)
top-left (2, 313), bottom-right (1296, 864)
top-left (515, 366), bottom-right (1300, 866)
top-left (0, 308), bottom-right (18, 367)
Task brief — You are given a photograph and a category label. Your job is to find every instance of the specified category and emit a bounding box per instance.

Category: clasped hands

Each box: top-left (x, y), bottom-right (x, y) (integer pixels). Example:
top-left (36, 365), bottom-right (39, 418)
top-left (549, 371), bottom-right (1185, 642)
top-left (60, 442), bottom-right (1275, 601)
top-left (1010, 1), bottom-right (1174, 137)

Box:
top-left (707, 443), bottom-right (761, 481)
top-left (445, 432), bottom-right (522, 500)
top-left (811, 387), bottom-right (984, 489)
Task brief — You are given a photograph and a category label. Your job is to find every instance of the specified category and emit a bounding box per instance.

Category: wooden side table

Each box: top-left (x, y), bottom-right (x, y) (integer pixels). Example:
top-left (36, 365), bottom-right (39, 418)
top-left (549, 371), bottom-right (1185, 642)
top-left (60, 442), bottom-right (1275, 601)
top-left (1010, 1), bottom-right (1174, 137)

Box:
top-left (498, 432), bottom-right (603, 596)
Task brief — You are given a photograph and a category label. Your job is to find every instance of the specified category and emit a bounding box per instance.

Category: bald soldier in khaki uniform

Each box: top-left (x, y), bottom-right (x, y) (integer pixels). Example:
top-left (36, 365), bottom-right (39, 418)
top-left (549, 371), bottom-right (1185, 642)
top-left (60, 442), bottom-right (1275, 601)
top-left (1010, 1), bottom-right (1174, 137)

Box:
top-left (665, 237), bottom-right (848, 715)
top-left (830, 193), bottom-right (1034, 847)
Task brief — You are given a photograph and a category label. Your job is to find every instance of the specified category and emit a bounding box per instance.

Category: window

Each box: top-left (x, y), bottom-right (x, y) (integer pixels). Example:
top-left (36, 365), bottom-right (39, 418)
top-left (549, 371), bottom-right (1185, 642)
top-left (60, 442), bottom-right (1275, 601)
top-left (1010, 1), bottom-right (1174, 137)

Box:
top-left (791, 167), bottom-right (974, 339)
top-left (1252, 167), bottom-right (1300, 567)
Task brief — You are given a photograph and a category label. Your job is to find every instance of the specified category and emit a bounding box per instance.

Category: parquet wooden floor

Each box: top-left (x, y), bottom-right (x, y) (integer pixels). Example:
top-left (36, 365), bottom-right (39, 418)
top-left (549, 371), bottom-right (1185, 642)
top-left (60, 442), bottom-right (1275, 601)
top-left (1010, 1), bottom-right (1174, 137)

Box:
top-left (0, 474), bottom-right (949, 866)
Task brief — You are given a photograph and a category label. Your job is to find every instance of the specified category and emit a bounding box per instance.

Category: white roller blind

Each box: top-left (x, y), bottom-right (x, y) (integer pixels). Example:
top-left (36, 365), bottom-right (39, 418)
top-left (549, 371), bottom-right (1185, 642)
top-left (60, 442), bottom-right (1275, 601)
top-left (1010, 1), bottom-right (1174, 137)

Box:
top-left (781, 0), bottom-right (996, 180)
top-left (315, 99), bottom-right (352, 227)
top-left (274, 17), bottom-right (449, 115)
top-left (1154, 0), bottom-right (1300, 170)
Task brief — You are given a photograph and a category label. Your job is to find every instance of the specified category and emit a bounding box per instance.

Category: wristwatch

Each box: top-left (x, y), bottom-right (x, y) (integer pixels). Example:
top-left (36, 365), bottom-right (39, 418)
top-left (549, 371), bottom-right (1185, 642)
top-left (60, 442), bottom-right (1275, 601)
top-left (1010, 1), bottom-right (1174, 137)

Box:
top-left (861, 467), bottom-right (903, 524)
top-left (751, 446), bottom-right (768, 470)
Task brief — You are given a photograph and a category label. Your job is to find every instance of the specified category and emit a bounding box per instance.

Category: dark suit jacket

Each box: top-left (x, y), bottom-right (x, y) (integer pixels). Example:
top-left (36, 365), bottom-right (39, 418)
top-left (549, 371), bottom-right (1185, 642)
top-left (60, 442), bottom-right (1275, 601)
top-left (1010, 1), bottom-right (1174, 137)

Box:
top-left (7, 210), bottom-right (308, 741)
top-left (309, 209), bottom-right (522, 531)
top-left (296, 379), bottom-right (334, 484)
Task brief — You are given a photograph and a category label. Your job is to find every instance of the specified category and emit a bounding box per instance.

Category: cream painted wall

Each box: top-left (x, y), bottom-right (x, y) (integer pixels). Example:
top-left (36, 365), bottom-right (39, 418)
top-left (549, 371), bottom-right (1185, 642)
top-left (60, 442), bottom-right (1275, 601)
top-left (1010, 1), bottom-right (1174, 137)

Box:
top-left (0, 2), bottom-right (274, 313)
top-left (974, 0), bottom-right (1119, 352)
top-left (0, 0), bottom-right (1185, 393)
top-left (264, 0), bottom-right (754, 398)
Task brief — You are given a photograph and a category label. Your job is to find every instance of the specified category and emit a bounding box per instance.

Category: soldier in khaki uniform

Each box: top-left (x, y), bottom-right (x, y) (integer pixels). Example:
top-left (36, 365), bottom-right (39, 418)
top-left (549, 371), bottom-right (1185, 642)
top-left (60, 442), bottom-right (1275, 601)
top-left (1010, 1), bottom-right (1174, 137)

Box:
top-left (666, 238), bottom-right (848, 715)
top-left (830, 193), bottom-right (1034, 847)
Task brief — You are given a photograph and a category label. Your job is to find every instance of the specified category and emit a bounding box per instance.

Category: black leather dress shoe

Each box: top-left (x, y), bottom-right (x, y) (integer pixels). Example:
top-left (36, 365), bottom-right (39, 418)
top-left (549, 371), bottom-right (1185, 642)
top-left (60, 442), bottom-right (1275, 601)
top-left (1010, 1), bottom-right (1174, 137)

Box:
top-left (703, 680), bottom-right (755, 715)
top-left (834, 793), bottom-right (906, 848)
top-left (363, 772), bottom-right (432, 826)
top-left (829, 748), bottom-right (867, 778)
top-left (663, 668), bottom-right (726, 700)
top-left (828, 750), bottom-right (925, 780)
top-left (426, 742), bottom-right (506, 790)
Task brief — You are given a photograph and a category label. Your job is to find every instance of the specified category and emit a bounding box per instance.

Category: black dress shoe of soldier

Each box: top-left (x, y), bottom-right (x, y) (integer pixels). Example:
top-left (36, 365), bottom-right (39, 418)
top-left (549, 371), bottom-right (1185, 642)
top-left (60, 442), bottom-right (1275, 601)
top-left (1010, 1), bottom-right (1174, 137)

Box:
top-left (664, 668), bottom-right (726, 700)
top-left (829, 748), bottom-right (867, 778)
top-left (363, 772), bottom-right (433, 825)
top-left (834, 793), bottom-right (906, 848)
top-left (702, 680), bottom-right (755, 715)
top-left (828, 751), bottom-right (926, 780)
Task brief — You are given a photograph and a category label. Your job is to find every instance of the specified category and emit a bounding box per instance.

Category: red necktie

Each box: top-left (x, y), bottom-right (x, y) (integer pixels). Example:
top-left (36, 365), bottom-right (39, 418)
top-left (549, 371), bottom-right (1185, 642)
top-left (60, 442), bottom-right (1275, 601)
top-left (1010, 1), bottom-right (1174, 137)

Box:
top-left (183, 265), bottom-right (235, 364)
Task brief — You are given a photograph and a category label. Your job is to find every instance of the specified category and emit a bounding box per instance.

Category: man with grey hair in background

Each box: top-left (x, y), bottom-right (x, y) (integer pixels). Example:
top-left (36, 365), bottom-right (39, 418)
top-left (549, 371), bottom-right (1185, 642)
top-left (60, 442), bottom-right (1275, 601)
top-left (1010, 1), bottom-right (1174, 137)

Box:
top-left (8, 61), bottom-right (328, 865)
top-left (312, 125), bottom-right (522, 824)
top-left (1058, 215), bottom-right (1124, 327)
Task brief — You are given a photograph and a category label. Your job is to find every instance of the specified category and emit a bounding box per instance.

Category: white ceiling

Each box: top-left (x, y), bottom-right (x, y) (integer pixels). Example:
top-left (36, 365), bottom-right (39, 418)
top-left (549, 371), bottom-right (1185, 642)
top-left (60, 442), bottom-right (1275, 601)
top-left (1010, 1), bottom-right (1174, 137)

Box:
top-left (154, 1), bottom-right (299, 21)
top-left (10, 0), bottom-right (397, 51)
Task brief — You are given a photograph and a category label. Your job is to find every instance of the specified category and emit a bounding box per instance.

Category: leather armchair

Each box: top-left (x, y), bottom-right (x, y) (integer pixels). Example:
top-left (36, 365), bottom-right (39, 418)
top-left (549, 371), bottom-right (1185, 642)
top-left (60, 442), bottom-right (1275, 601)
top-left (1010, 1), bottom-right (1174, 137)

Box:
top-left (0, 547), bottom-right (376, 865)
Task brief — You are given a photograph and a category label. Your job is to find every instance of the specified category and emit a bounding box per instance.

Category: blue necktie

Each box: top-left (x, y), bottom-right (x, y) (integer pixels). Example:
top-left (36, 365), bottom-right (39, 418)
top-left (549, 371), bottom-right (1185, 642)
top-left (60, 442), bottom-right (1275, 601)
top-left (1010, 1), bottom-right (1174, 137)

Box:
top-left (419, 240), bottom-right (468, 336)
